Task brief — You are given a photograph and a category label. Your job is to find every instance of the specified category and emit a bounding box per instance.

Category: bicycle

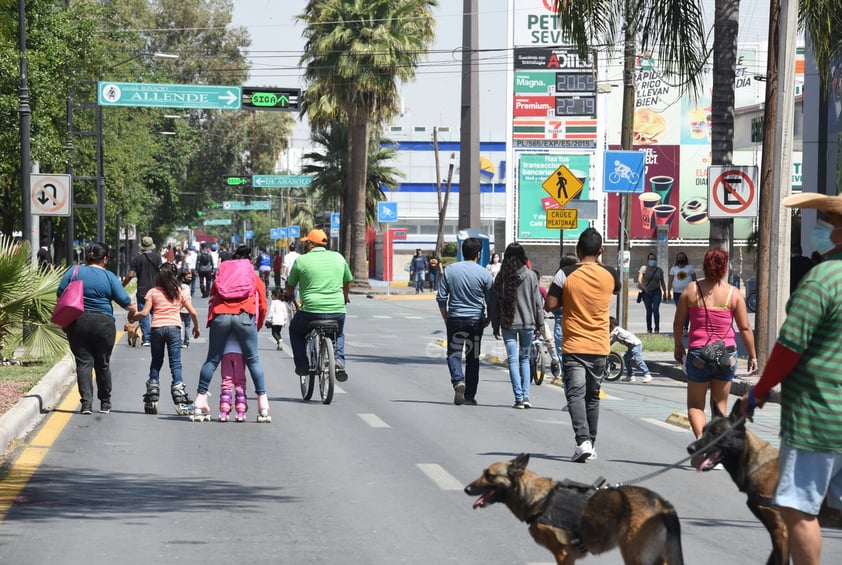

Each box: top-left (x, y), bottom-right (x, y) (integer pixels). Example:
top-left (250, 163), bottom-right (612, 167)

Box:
top-left (300, 319), bottom-right (339, 404)
top-left (529, 336), bottom-right (548, 386)
top-left (604, 351), bottom-right (625, 381)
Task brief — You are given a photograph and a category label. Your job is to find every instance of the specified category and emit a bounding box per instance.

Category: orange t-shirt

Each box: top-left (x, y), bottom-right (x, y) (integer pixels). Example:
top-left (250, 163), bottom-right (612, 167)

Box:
top-left (548, 263), bottom-right (620, 355)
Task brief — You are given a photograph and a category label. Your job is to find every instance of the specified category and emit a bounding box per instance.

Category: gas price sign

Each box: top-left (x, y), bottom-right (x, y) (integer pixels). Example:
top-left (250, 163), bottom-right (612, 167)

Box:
top-left (555, 72), bottom-right (595, 93)
top-left (555, 96), bottom-right (596, 118)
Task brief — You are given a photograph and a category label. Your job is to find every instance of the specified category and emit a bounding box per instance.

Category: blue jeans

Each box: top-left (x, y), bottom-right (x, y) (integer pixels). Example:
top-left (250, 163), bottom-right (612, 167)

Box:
top-left (429, 271), bottom-right (439, 291)
top-left (413, 271), bottom-right (425, 292)
top-left (673, 291), bottom-right (689, 331)
top-left (136, 293), bottom-right (151, 343)
top-left (180, 312), bottom-right (191, 345)
top-left (502, 328), bottom-right (533, 402)
top-left (641, 289), bottom-right (662, 332)
top-left (562, 353), bottom-right (606, 446)
top-left (553, 314), bottom-right (563, 365)
top-left (289, 311), bottom-right (346, 373)
top-left (623, 343), bottom-right (650, 376)
top-left (446, 317), bottom-right (484, 400)
top-left (198, 312), bottom-right (266, 395)
top-left (149, 326), bottom-right (184, 386)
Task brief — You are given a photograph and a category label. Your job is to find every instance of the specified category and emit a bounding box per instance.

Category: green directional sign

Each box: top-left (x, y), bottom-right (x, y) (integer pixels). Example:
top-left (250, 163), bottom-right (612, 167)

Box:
top-left (204, 218), bottom-right (233, 226)
top-left (98, 82), bottom-right (242, 110)
top-left (222, 200), bottom-right (272, 211)
top-left (223, 176), bottom-right (251, 187)
top-left (242, 87), bottom-right (301, 111)
top-left (252, 175), bottom-right (313, 188)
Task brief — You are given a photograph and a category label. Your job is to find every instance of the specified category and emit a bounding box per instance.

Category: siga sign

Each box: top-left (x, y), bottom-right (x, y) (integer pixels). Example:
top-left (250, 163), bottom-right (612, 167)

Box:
top-left (541, 164), bottom-right (584, 207)
top-left (31, 174), bottom-right (71, 216)
top-left (707, 165), bottom-right (758, 219)
top-left (546, 208), bottom-right (578, 229)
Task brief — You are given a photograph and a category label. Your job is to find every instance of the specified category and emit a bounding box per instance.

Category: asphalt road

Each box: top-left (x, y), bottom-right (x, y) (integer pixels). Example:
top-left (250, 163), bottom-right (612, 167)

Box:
top-left (0, 294), bottom-right (839, 564)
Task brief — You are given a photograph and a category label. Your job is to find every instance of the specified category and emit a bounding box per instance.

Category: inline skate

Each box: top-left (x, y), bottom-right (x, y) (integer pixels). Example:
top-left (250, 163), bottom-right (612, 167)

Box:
top-left (143, 380), bottom-right (159, 415)
top-left (189, 392), bottom-right (212, 422)
top-left (234, 387), bottom-right (248, 422)
top-left (218, 389), bottom-right (232, 422)
top-left (171, 382), bottom-right (194, 416)
top-left (256, 393), bottom-right (271, 423)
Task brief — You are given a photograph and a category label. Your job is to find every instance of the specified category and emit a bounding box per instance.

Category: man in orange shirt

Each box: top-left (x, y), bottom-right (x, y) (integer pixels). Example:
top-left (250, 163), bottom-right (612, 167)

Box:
top-left (544, 228), bottom-right (620, 462)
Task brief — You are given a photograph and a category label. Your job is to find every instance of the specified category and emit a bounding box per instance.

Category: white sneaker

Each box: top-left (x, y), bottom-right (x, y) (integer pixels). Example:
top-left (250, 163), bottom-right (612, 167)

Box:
top-left (621, 375), bottom-right (636, 383)
top-left (589, 447), bottom-right (598, 461)
top-left (641, 373), bottom-right (653, 383)
top-left (571, 440), bottom-right (594, 463)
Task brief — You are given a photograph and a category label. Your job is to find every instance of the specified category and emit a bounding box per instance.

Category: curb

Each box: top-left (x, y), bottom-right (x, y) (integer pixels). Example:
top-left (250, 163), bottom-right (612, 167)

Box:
top-left (0, 354), bottom-right (75, 457)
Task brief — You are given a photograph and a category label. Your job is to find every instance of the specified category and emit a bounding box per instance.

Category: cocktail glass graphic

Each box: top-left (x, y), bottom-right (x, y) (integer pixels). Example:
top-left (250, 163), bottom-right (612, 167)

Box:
top-left (650, 176), bottom-right (674, 206)
top-left (653, 204), bottom-right (677, 226)
top-left (638, 192), bottom-right (661, 230)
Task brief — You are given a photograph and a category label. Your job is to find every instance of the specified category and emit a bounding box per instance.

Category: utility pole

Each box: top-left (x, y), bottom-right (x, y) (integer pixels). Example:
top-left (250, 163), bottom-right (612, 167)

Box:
top-left (617, 10), bottom-right (637, 329)
top-left (18, 0), bottom-right (33, 263)
top-left (458, 0), bottom-right (480, 230)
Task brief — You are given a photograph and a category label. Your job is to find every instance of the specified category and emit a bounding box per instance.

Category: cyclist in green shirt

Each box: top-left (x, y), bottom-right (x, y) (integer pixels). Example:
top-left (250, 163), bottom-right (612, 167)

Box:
top-left (285, 229), bottom-right (353, 381)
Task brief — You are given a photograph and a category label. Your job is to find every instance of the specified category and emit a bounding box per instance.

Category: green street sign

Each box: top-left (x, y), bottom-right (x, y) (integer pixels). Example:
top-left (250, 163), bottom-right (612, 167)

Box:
top-left (204, 218), bottom-right (233, 226)
top-left (242, 87), bottom-right (301, 111)
top-left (222, 200), bottom-right (272, 211)
top-left (223, 176), bottom-right (251, 187)
top-left (98, 82), bottom-right (242, 110)
top-left (252, 175), bottom-right (313, 188)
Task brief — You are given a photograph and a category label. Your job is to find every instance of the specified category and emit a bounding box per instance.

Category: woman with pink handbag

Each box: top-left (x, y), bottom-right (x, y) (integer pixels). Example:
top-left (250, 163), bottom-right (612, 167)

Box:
top-left (57, 242), bottom-right (137, 415)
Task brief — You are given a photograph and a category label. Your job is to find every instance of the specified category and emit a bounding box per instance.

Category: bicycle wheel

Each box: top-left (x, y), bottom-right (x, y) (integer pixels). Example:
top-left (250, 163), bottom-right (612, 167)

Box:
top-left (300, 337), bottom-right (315, 400)
top-left (533, 345), bottom-right (546, 386)
top-left (604, 351), bottom-right (624, 381)
top-left (318, 336), bottom-right (335, 404)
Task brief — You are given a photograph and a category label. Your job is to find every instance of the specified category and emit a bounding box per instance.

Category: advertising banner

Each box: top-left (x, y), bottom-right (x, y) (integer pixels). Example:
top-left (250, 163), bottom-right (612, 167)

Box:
top-left (518, 153), bottom-right (591, 241)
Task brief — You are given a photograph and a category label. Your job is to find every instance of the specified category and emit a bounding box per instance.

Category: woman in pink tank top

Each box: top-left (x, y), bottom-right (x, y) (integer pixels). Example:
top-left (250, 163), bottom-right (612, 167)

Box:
top-left (673, 247), bottom-right (758, 438)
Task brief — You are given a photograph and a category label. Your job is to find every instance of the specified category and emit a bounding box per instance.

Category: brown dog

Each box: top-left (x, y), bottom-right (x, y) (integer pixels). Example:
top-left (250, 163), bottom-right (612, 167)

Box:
top-left (124, 322), bottom-right (141, 347)
top-left (464, 453), bottom-right (684, 564)
top-left (687, 399), bottom-right (842, 565)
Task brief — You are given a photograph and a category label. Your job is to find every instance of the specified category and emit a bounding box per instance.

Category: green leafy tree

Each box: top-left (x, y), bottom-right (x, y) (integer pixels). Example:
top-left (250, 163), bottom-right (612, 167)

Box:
top-left (301, 122), bottom-right (401, 235)
top-left (298, 0), bottom-right (436, 286)
top-left (0, 236), bottom-right (68, 361)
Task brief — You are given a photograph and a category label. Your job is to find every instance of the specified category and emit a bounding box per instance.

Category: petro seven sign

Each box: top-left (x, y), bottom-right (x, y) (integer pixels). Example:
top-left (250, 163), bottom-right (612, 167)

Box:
top-left (98, 82), bottom-right (241, 110)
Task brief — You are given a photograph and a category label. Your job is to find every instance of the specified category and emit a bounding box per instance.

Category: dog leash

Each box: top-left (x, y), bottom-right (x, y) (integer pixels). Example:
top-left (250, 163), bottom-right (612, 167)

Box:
top-left (606, 416), bottom-right (746, 488)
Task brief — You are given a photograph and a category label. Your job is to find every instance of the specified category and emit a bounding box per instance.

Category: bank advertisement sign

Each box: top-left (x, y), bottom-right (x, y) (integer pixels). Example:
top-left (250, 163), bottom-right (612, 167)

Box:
top-left (518, 153), bottom-right (591, 241)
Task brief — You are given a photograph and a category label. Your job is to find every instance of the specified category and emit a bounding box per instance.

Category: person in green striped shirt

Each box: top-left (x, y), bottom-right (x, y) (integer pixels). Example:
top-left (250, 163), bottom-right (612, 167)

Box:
top-left (743, 192), bottom-right (842, 565)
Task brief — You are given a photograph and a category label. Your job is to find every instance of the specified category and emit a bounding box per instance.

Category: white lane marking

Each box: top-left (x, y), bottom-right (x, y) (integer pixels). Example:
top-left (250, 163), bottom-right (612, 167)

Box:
top-left (373, 315), bottom-right (391, 319)
top-left (642, 417), bottom-right (688, 432)
top-left (417, 464), bottom-right (464, 491)
top-left (535, 419), bottom-right (570, 426)
top-left (404, 315), bottom-right (424, 319)
top-left (358, 413), bottom-right (390, 428)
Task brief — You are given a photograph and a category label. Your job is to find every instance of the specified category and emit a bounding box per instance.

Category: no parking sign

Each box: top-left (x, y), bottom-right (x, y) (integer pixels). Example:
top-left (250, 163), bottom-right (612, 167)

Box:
top-left (707, 166), bottom-right (758, 219)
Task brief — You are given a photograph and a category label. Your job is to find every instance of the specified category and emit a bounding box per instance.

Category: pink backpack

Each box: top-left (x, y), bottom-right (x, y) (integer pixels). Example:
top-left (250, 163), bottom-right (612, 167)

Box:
top-left (214, 259), bottom-right (256, 299)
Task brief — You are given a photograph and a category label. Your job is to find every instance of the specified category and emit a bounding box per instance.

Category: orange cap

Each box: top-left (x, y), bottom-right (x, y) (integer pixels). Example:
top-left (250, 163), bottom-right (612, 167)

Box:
top-left (301, 229), bottom-right (328, 245)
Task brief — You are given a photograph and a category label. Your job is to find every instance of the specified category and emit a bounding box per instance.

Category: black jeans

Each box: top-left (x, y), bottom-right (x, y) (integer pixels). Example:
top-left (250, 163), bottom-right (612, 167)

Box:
top-left (446, 317), bottom-right (485, 400)
top-left (66, 312), bottom-right (117, 408)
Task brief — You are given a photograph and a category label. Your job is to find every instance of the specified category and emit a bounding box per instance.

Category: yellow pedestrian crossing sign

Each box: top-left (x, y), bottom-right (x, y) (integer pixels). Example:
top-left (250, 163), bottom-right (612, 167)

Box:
top-left (541, 165), bottom-right (584, 207)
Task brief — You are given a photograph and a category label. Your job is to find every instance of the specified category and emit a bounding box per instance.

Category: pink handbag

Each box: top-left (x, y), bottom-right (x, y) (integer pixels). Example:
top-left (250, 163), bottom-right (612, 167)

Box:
top-left (51, 266), bottom-right (85, 328)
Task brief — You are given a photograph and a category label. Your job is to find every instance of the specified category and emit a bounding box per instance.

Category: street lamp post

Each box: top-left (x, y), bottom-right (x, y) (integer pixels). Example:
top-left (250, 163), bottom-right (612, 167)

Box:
top-left (18, 0), bottom-right (33, 262)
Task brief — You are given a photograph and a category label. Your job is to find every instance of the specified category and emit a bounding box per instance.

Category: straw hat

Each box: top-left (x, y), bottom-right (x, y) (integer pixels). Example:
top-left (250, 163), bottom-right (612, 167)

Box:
top-left (783, 192), bottom-right (842, 214)
top-left (140, 236), bottom-right (155, 251)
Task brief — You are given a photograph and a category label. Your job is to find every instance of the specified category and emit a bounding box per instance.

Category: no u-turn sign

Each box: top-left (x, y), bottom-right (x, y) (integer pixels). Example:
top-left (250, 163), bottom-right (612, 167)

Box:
top-left (707, 165), bottom-right (758, 219)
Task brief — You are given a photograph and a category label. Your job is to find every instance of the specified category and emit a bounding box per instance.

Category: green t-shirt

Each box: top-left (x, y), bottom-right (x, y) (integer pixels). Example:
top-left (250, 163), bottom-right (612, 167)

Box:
top-left (286, 247), bottom-right (353, 313)
top-left (777, 253), bottom-right (842, 452)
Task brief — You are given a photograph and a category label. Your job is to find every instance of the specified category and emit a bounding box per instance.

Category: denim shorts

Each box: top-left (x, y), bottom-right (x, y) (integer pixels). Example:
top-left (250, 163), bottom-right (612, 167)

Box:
top-left (684, 348), bottom-right (736, 383)
top-left (775, 438), bottom-right (842, 515)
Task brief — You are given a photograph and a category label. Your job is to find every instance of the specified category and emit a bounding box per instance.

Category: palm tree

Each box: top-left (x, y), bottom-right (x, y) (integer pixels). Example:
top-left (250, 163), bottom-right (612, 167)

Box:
top-left (298, 0), bottom-right (436, 286)
top-left (301, 122), bottom-right (402, 240)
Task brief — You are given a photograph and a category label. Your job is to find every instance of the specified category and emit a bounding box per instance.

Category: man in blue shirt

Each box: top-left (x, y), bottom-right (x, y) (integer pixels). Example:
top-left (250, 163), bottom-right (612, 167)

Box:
top-left (436, 238), bottom-right (493, 405)
top-left (409, 248), bottom-right (428, 294)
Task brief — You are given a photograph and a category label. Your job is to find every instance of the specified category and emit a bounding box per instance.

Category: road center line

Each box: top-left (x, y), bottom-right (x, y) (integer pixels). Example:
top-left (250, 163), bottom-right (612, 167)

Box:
top-left (417, 463), bottom-right (464, 491)
top-left (358, 413), bottom-right (390, 428)
top-left (642, 417), bottom-right (688, 432)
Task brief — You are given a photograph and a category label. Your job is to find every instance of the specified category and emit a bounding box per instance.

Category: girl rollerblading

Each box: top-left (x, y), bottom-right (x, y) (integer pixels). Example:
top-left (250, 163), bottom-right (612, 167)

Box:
top-left (220, 335), bottom-right (247, 422)
top-left (190, 392), bottom-right (212, 422)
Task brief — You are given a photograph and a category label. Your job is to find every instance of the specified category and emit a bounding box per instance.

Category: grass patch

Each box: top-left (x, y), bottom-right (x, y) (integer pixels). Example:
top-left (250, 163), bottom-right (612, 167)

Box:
top-left (612, 332), bottom-right (675, 353)
top-left (0, 361), bottom-right (50, 392)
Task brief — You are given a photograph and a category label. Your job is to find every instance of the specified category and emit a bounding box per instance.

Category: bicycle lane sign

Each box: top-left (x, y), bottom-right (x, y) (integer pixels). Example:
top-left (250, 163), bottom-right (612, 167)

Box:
top-left (707, 165), bottom-right (758, 218)
top-left (603, 150), bottom-right (645, 193)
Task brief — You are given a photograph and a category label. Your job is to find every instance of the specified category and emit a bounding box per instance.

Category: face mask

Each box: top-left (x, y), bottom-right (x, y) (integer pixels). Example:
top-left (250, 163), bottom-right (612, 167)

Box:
top-left (648, 259), bottom-right (656, 267)
top-left (812, 219), bottom-right (839, 255)
top-left (677, 258), bottom-right (687, 266)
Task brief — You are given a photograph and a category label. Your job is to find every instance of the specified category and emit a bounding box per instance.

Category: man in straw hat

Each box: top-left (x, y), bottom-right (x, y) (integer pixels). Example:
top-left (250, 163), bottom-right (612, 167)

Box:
top-left (742, 191), bottom-right (842, 565)
top-left (122, 236), bottom-right (162, 346)
top-left (285, 229), bottom-right (353, 382)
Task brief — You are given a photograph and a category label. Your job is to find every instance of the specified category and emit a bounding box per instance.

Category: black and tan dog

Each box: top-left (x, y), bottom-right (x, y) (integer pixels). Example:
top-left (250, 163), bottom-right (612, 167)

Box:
top-left (464, 453), bottom-right (684, 564)
top-left (687, 399), bottom-right (842, 565)
top-left (124, 322), bottom-right (141, 347)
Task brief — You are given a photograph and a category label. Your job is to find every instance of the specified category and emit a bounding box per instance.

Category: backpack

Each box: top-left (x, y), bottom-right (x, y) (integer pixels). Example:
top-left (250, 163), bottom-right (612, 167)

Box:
top-left (197, 250), bottom-right (212, 268)
top-left (214, 259), bottom-right (256, 299)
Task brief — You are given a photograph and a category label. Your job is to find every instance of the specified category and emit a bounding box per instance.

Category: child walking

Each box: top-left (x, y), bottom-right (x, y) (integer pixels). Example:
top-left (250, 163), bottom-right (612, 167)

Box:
top-left (609, 316), bottom-right (652, 383)
top-left (133, 263), bottom-right (201, 414)
top-left (178, 270), bottom-right (193, 348)
top-left (219, 336), bottom-right (248, 422)
top-left (266, 288), bottom-right (289, 350)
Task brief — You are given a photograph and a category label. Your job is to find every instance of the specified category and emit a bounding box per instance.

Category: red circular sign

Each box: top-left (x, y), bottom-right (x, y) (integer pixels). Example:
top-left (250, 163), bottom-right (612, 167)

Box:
top-left (712, 170), bottom-right (754, 214)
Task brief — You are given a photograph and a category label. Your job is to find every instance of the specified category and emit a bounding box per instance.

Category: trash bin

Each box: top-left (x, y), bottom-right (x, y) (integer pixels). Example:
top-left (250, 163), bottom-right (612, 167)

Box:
top-left (456, 228), bottom-right (492, 267)
top-left (746, 277), bottom-right (757, 313)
